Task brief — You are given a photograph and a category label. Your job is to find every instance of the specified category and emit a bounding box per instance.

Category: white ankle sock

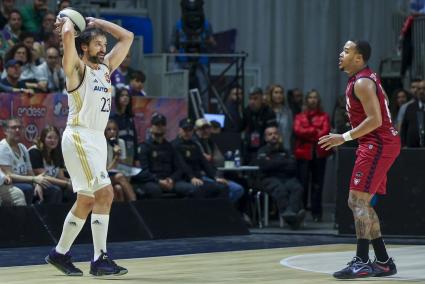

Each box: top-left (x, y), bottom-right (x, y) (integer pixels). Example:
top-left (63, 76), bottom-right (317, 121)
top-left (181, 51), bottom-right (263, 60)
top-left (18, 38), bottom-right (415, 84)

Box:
top-left (56, 212), bottom-right (86, 255)
top-left (91, 213), bottom-right (109, 261)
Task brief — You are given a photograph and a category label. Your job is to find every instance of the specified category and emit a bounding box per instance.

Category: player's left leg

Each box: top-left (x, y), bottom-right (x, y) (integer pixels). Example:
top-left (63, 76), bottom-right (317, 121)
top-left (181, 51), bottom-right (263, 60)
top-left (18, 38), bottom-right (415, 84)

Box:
top-left (89, 184), bottom-right (128, 276)
top-left (333, 190), bottom-right (375, 279)
top-left (369, 179), bottom-right (397, 277)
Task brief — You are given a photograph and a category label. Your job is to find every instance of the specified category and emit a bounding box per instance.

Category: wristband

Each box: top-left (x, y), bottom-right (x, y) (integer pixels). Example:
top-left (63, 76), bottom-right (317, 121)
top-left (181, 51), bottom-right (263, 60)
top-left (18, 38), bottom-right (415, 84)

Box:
top-left (342, 131), bottom-right (353, 141)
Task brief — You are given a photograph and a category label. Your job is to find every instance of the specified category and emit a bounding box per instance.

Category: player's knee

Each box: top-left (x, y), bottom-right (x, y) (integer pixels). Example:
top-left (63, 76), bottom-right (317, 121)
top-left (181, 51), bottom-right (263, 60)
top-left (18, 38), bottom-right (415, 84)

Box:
top-left (115, 172), bottom-right (125, 180)
top-left (77, 195), bottom-right (95, 210)
top-left (95, 186), bottom-right (114, 205)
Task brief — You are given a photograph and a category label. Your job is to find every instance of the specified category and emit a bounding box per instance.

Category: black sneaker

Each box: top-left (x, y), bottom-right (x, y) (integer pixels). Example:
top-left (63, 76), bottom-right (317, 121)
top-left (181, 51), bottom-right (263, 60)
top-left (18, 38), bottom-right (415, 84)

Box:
top-left (333, 257), bottom-right (375, 279)
top-left (372, 257), bottom-right (397, 277)
top-left (90, 250), bottom-right (128, 276)
top-left (45, 248), bottom-right (83, 276)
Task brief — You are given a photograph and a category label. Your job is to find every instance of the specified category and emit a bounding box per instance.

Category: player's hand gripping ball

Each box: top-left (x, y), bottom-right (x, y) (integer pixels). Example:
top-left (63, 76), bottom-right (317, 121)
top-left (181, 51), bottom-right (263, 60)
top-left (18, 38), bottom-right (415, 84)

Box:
top-left (57, 8), bottom-right (86, 37)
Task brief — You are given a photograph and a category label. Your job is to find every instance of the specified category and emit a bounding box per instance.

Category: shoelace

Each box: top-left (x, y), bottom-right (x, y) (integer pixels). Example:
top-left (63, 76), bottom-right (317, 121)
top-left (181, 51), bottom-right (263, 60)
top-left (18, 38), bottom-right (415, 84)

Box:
top-left (100, 250), bottom-right (118, 268)
top-left (346, 257), bottom-right (367, 267)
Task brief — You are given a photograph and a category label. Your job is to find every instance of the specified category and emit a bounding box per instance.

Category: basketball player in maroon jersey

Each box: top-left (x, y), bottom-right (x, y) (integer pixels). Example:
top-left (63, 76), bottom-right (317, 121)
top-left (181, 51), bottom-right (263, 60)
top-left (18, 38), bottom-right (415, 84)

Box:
top-left (318, 40), bottom-right (400, 279)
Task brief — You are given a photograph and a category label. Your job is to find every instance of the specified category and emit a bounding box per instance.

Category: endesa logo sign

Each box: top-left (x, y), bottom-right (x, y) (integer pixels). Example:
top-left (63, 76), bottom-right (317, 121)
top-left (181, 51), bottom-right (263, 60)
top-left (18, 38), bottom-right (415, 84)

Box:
top-left (17, 106), bottom-right (47, 117)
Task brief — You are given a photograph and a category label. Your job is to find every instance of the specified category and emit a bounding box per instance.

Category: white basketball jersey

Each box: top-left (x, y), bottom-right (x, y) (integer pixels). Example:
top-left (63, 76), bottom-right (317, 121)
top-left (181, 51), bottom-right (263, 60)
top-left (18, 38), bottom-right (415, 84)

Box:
top-left (66, 64), bottom-right (112, 131)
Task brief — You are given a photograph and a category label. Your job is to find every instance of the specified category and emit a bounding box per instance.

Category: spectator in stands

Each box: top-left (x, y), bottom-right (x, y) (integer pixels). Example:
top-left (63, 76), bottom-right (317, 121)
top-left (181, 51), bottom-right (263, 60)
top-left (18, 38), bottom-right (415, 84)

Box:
top-left (111, 52), bottom-right (135, 88)
top-left (224, 85), bottom-right (243, 133)
top-left (169, 0), bottom-right (216, 111)
top-left (210, 120), bottom-right (222, 134)
top-left (36, 10), bottom-right (55, 42)
top-left (399, 0), bottom-right (425, 76)
top-left (35, 46), bottom-right (65, 92)
top-left (29, 126), bottom-right (71, 204)
top-left (0, 59), bottom-right (34, 93)
top-left (241, 86), bottom-right (276, 164)
top-left (257, 124), bottom-right (305, 229)
top-left (293, 89), bottom-right (331, 222)
top-left (104, 119), bottom-right (136, 202)
top-left (401, 80), bottom-right (425, 147)
top-left (20, 31), bottom-right (43, 66)
top-left (0, 167), bottom-right (26, 206)
top-left (396, 78), bottom-right (422, 131)
top-left (390, 88), bottom-right (410, 123)
top-left (19, 0), bottom-right (48, 33)
top-left (0, 0), bottom-right (16, 30)
top-left (134, 114), bottom-right (198, 198)
top-left (267, 84), bottom-right (293, 152)
top-left (0, 9), bottom-right (22, 57)
top-left (128, 70), bottom-right (147, 97)
top-left (287, 88), bottom-right (303, 116)
top-left (173, 118), bottom-right (229, 199)
top-left (0, 117), bottom-right (52, 204)
top-left (56, 0), bottom-right (70, 14)
top-left (110, 87), bottom-right (138, 166)
top-left (4, 43), bottom-right (46, 91)
top-left (194, 118), bottom-right (244, 203)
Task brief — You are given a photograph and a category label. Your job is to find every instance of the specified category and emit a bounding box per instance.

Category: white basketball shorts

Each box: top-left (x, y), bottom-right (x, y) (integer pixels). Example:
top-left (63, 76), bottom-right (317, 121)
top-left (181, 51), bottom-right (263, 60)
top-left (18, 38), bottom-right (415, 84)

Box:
top-left (62, 126), bottom-right (111, 197)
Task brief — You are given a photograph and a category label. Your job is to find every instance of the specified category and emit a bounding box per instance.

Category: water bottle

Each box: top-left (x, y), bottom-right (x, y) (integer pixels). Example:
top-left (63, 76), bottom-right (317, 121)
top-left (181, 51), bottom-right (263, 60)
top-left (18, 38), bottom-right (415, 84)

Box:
top-left (234, 150), bottom-right (241, 168)
top-left (225, 151), bottom-right (234, 168)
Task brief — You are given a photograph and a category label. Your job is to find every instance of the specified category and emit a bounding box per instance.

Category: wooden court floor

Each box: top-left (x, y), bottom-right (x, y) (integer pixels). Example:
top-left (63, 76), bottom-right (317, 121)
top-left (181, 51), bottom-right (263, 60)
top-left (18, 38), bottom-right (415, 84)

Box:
top-left (1, 244), bottom-right (424, 283)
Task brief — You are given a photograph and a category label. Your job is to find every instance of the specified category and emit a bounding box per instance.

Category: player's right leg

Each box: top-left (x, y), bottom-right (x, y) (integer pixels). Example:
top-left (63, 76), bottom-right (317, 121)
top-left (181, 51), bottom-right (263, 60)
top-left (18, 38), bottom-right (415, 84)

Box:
top-left (45, 193), bottom-right (94, 276)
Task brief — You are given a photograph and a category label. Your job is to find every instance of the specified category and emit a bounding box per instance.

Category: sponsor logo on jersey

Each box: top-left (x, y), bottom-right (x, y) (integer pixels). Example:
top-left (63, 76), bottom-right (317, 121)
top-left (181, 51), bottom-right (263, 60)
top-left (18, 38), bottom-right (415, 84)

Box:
top-left (105, 72), bottom-right (111, 83)
top-left (94, 85), bottom-right (109, 93)
top-left (354, 178), bottom-right (361, 185)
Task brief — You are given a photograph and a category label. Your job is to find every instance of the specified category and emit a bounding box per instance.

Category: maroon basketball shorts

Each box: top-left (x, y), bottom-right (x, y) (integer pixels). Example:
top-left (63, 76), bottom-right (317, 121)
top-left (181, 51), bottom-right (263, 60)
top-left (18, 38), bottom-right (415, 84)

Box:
top-left (350, 143), bottom-right (400, 195)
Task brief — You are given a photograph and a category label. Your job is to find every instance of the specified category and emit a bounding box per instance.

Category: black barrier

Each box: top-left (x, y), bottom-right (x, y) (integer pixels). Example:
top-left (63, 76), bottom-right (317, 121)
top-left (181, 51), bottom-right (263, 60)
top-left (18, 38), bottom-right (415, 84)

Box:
top-left (336, 147), bottom-right (425, 236)
top-left (133, 198), bottom-right (249, 239)
top-left (0, 206), bottom-right (53, 247)
top-left (0, 199), bottom-right (248, 248)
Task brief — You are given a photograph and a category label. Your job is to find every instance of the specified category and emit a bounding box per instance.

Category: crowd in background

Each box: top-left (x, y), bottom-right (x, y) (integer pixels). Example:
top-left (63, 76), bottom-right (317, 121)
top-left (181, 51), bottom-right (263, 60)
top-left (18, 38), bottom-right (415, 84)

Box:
top-left (1, 0), bottom-right (425, 230)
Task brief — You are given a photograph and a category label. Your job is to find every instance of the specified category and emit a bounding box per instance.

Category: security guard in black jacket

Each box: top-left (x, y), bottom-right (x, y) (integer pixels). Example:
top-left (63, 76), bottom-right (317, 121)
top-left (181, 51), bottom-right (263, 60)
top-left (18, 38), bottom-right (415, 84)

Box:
top-left (172, 118), bottom-right (229, 199)
top-left (133, 114), bottom-right (199, 198)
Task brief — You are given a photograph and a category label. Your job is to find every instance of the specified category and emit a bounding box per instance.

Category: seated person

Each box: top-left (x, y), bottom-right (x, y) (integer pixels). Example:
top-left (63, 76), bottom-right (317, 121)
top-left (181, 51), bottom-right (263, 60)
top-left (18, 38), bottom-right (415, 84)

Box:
top-left (0, 59), bottom-right (34, 93)
top-left (104, 119), bottom-right (136, 202)
top-left (128, 70), bottom-right (147, 97)
top-left (172, 118), bottom-right (229, 199)
top-left (194, 118), bottom-right (244, 203)
top-left (257, 124), bottom-right (305, 229)
top-left (0, 168), bottom-right (26, 206)
top-left (29, 126), bottom-right (72, 204)
top-left (133, 114), bottom-right (200, 198)
top-left (0, 118), bottom-right (54, 205)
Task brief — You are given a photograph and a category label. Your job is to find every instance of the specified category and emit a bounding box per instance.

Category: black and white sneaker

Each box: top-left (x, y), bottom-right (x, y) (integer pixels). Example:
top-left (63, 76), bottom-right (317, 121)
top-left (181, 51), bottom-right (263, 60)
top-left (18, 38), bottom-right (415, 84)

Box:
top-left (333, 257), bottom-right (375, 279)
top-left (372, 257), bottom-right (397, 277)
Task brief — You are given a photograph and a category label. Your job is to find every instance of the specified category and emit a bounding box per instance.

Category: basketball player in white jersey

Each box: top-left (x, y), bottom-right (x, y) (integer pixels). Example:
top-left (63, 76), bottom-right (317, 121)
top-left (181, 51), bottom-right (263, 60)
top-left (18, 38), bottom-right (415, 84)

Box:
top-left (45, 15), bottom-right (133, 276)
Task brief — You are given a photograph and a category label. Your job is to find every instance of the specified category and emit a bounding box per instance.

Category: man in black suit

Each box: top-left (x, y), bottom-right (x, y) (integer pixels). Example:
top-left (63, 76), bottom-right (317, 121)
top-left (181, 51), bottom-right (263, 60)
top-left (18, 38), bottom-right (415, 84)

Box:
top-left (401, 80), bottom-right (425, 147)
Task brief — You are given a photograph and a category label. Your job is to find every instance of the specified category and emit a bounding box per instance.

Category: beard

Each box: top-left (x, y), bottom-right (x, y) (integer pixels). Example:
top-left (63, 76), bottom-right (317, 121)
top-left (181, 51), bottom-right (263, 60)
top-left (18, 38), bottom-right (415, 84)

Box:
top-left (88, 53), bottom-right (104, 64)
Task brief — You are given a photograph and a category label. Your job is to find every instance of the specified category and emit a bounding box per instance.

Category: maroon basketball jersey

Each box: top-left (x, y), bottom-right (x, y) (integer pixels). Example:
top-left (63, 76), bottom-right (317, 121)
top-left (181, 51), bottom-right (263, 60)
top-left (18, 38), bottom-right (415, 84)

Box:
top-left (345, 67), bottom-right (400, 145)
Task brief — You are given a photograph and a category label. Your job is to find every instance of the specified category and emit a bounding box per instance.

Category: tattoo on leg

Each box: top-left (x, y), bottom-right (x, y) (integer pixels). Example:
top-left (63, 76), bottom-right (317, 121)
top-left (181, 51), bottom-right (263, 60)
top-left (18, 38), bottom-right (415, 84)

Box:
top-left (349, 193), bottom-right (373, 239)
top-left (369, 207), bottom-right (382, 239)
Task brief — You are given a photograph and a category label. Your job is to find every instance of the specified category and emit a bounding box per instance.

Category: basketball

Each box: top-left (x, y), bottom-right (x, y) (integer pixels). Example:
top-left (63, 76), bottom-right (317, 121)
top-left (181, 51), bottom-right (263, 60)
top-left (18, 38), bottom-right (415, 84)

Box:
top-left (57, 8), bottom-right (86, 36)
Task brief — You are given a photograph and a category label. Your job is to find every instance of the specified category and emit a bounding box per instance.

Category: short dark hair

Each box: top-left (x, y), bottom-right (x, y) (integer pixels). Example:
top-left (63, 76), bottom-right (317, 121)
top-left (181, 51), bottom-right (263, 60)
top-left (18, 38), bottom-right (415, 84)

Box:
top-left (353, 40), bottom-right (371, 62)
top-left (130, 71), bottom-right (146, 83)
top-left (19, 31), bottom-right (36, 42)
top-left (75, 28), bottom-right (107, 56)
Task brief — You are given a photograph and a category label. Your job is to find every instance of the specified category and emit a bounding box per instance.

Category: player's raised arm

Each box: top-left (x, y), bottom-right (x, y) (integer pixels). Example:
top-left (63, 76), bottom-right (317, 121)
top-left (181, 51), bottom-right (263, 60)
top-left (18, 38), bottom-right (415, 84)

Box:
top-left (56, 17), bottom-right (81, 77)
top-left (86, 17), bottom-right (134, 73)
